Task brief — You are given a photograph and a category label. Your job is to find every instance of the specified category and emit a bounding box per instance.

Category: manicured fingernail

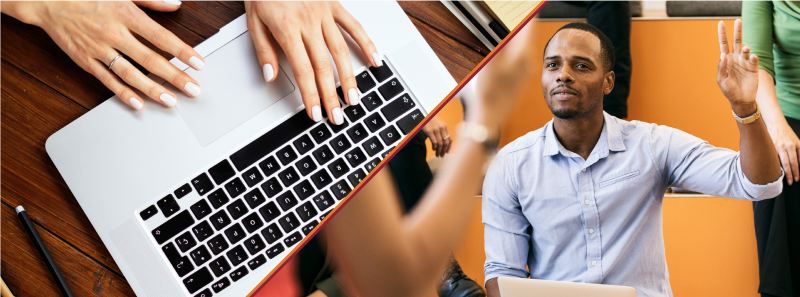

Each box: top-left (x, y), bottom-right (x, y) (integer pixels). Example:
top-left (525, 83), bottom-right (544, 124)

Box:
top-left (164, 0), bottom-right (182, 6)
top-left (721, 53), bottom-right (725, 60)
top-left (189, 56), bottom-right (204, 71)
top-left (263, 64), bottom-right (274, 82)
top-left (184, 82), bottom-right (201, 97)
top-left (332, 107), bottom-right (344, 125)
top-left (160, 93), bottom-right (177, 107)
top-left (129, 98), bottom-right (142, 110)
top-left (372, 52), bottom-right (383, 67)
top-left (348, 88), bottom-right (359, 106)
top-left (312, 105), bottom-right (322, 122)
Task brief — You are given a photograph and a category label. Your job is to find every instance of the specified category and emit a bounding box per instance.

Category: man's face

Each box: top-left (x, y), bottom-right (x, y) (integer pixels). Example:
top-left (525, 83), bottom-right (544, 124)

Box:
top-left (541, 29), bottom-right (613, 119)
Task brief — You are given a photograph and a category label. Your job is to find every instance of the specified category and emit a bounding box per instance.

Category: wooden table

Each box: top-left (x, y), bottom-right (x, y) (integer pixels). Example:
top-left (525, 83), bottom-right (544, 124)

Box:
top-left (0, 2), bottom-right (487, 295)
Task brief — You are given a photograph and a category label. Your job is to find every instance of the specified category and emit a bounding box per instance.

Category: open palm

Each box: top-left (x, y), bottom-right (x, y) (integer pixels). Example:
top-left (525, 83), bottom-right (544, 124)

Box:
top-left (716, 19), bottom-right (759, 106)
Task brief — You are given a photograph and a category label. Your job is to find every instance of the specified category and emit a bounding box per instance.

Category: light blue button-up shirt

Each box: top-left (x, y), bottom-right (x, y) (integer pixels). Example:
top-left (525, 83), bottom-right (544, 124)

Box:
top-left (482, 112), bottom-right (783, 297)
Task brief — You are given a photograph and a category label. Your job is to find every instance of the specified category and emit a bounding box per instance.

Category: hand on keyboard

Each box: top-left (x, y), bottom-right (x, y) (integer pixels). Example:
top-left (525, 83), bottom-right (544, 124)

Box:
top-left (1, 1), bottom-right (205, 111)
top-left (244, 1), bottom-right (382, 125)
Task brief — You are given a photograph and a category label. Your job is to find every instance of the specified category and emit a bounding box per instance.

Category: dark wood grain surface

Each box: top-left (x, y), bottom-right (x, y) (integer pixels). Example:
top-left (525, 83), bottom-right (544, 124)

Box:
top-left (0, 2), bottom-right (486, 295)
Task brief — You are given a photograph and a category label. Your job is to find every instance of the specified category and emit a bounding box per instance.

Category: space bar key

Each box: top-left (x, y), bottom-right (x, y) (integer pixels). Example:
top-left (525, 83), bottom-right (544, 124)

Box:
top-left (151, 210), bottom-right (194, 245)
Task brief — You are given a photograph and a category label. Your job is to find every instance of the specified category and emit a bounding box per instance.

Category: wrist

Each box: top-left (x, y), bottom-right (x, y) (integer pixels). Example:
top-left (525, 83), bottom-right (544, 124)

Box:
top-left (3, 1), bottom-right (46, 26)
top-left (731, 101), bottom-right (758, 118)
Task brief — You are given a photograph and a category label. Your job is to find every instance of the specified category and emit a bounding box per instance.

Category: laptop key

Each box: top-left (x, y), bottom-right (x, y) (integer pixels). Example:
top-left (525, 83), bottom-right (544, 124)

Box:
top-left (210, 210), bottom-right (232, 231)
top-left (278, 167), bottom-right (300, 187)
top-left (258, 156), bottom-right (281, 177)
top-left (192, 221), bottom-right (214, 242)
top-left (310, 169), bottom-right (333, 189)
top-left (207, 234), bottom-right (230, 256)
top-left (378, 78), bottom-right (404, 101)
top-left (312, 145), bottom-right (335, 166)
top-left (328, 158), bottom-right (350, 178)
top-left (163, 243), bottom-right (194, 277)
top-left (381, 93), bottom-right (415, 121)
top-left (296, 156), bottom-right (317, 176)
top-left (365, 158), bottom-right (381, 173)
top-left (262, 223), bottom-right (284, 244)
top-left (364, 112), bottom-right (386, 132)
top-left (226, 199), bottom-right (248, 220)
top-left (230, 265), bottom-right (249, 282)
top-left (319, 211), bottom-right (332, 221)
top-left (276, 145), bottom-right (298, 166)
top-left (329, 134), bottom-right (352, 154)
top-left (194, 288), bottom-right (212, 297)
top-left (344, 104), bottom-right (367, 123)
top-left (261, 177), bottom-right (283, 198)
top-left (310, 123), bottom-right (333, 144)
top-left (243, 188), bottom-right (267, 209)
top-left (313, 191), bottom-right (336, 211)
top-left (226, 245), bottom-right (249, 267)
top-left (369, 62), bottom-right (393, 82)
top-left (382, 147), bottom-right (395, 159)
top-left (162, 242), bottom-right (182, 264)
top-left (279, 213), bottom-right (301, 233)
top-left (183, 267), bottom-right (214, 294)
top-left (224, 177), bottom-right (246, 198)
top-left (397, 109), bottom-right (424, 134)
top-left (209, 256), bottom-right (231, 277)
top-left (224, 223), bottom-right (246, 244)
top-left (345, 147), bottom-right (367, 167)
top-left (379, 126), bottom-right (401, 145)
top-left (331, 180), bottom-right (352, 200)
top-left (242, 167), bottom-right (264, 187)
top-left (152, 210), bottom-right (195, 244)
top-left (242, 212), bottom-right (264, 233)
top-left (191, 173), bottom-right (215, 196)
top-left (363, 137), bottom-right (384, 157)
top-left (208, 188), bottom-right (230, 209)
top-left (209, 160), bottom-right (237, 185)
top-left (293, 134), bottom-right (315, 155)
top-left (362, 91), bottom-right (384, 112)
top-left (244, 234), bottom-right (267, 255)
top-left (302, 220), bottom-right (319, 235)
top-left (190, 199), bottom-right (213, 220)
top-left (346, 122), bottom-right (369, 144)
top-left (248, 254), bottom-right (267, 270)
top-left (293, 180), bottom-right (315, 200)
top-left (347, 169), bottom-right (367, 187)
top-left (230, 111), bottom-right (316, 171)
top-left (266, 243), bottom-right (285, 259)
top-left (276, 191), bottom-right (299, 212)
top-left (140, 205), bottom-right (158, 221)
top-left (157, 194), bottom-right (181, 218)
top-left (175, 183), bottom-right (193, 199)
top-left (355, 70), bottom-right (377, 93)
top-left (328, 118), bottom-right (350, 134)
top-left (175, 231), bottom-right (197, 253)
top-left (259, 202), bottom-right (281, 223)
top-left (284, 232), bottom-right (303, 247)
top-left (211, 277), bottom-right (231, 293)
top-left (296, 201), bottom-right (318, 222)
top-left (189, 245), bottom-right (212, 266)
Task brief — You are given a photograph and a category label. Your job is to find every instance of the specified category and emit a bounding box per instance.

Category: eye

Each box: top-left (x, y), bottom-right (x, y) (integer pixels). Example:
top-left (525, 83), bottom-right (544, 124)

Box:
top-left (546, 62), bottom-right (558, 68)
top-left (576, 64), bottom-right (588, 69)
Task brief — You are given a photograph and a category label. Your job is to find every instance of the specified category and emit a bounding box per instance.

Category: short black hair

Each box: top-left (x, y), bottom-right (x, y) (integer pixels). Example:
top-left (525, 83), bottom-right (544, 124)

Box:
top-left (543, 22), bottom-right (615, 72)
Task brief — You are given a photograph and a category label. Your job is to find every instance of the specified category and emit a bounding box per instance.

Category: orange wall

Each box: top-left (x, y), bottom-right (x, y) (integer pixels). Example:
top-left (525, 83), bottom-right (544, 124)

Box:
top-left (426, 19), bottom-right (761, 296)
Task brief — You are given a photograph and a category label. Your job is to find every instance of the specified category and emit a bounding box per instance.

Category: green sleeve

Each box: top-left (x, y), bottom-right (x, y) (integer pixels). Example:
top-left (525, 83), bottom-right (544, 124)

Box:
top-left (742, 1), bottom-right (776, 80)
top-left (314, 274), bottom-right (350, 297)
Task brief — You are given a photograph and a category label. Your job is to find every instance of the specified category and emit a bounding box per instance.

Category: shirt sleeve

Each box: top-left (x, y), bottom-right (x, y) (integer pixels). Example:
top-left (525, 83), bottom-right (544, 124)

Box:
top-left (743, 1), bottom-right (776, 81)
top-left (482, 149), bottom-right (532, 284)
top-left (650, 124), bottom-right (783, 200)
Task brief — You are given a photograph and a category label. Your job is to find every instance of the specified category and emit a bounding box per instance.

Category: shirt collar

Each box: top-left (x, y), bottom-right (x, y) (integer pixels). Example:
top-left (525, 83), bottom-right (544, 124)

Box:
top-left (542, 111), bottom-right (627, 158)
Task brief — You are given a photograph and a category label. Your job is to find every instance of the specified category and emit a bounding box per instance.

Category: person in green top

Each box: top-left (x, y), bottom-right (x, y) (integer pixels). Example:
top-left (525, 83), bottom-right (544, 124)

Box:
top-left (743, 2), bottom-right (800, 297)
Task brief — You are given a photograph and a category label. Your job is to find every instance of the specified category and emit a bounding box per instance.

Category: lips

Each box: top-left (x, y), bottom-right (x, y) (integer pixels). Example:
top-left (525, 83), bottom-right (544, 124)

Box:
top-left (551, 86), bottom-right (579, 100)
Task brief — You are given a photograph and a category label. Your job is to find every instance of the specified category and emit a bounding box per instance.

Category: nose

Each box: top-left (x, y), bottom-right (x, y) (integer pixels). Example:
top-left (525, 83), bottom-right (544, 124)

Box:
top-left (556, 68), bottom-right (574, 83)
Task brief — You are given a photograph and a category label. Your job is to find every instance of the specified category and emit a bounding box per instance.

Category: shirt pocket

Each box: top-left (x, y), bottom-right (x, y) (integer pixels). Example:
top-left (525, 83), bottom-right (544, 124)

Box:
top-left (599, 170), bottom-right (641, 188)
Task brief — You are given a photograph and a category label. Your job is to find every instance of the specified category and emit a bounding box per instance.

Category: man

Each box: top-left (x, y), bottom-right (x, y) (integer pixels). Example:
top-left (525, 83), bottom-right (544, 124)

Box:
top-left (482, 21), bottom-right (782, 297)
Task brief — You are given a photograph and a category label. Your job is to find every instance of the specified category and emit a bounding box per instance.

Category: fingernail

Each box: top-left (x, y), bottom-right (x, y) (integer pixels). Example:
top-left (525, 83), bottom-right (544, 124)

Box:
top-left (332, 107), bottom-right (344, 125)
top-left (263, 64), bottom-right (275, 82)
top-left (164, 0), bottom-right (182, 6)
top-left (189, 56), bottom-right (204, 71)
top-left (184, 82), bottom-right (202, 97)
top-left (720, 53), bottom-right (725, 60)
top-left (312, 105), bottom-right (322, 122)
top-left (348, 88), bottom-right (359, 106)
top-left (372, 52), bottom-right (383, 67)
top-left (160, 93), bottom-right (177, 107)
top-left (129, 98), bottom-right (142, 110)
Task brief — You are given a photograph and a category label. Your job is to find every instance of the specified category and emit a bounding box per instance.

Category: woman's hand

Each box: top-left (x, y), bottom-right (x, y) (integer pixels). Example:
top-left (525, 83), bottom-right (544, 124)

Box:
top-left (769, 122), bottom-right (800, 185)
top-left (422, 116), bottom-right (452, 157)
top-left (1, 1), bottom-right (205, 110)
top-left (245, 1), bottom-right (381, 124)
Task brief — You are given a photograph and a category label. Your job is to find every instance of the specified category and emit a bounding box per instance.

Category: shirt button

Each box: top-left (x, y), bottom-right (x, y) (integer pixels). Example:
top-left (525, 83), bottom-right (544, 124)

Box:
top-left (582, 168), bottom-right (587, 172)
top-left (589, 228), bottom-right (595, 234)
top-left (592, 261), bottom-right (597, 266)
top-left (584, 199), bottom-right (590, 205)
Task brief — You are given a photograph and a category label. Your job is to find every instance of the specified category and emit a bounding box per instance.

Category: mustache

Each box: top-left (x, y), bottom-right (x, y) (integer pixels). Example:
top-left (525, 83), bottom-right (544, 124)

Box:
top-left (549, 84), bottom-right (579, 96)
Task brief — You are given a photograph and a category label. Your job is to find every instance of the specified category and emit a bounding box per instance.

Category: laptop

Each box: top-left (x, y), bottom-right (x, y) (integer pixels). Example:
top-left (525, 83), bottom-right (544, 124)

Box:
top-left (45, 2), bottom-right (455, 296)
top-left (498, 277), bottom-right (637, 297)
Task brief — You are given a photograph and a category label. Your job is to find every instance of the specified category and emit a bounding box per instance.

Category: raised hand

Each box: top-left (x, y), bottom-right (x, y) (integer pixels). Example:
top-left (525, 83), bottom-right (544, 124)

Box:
top-left (717, 19), bottom-right (759, 113)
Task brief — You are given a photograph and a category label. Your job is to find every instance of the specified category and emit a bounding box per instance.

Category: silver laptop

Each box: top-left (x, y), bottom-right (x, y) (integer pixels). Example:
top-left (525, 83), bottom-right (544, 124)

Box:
top-left (46, 2), bottom-right (455, 296)
top-left (498, 277), bottom-right (637, 297)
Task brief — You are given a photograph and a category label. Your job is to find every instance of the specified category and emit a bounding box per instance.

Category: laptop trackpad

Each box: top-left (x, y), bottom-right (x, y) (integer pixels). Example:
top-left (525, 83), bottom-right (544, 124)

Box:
top-left (167, 32), bottom-right (296, 147)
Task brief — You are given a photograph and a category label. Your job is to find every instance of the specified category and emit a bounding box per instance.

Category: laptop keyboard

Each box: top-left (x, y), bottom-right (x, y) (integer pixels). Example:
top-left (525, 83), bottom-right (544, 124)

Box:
top-left (137, 60), bottom-right (425, 296)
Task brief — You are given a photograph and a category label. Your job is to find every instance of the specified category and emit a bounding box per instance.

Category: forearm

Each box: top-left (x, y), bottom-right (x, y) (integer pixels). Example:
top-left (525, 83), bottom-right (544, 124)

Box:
top-left (1, 1), bottom-right (44, 26)
top-left (733, 102), bottom-right (782, 184)
top-left (755, 70), bottom-right (787, 129)
top-left (486, 278), bottom-right (501, 297)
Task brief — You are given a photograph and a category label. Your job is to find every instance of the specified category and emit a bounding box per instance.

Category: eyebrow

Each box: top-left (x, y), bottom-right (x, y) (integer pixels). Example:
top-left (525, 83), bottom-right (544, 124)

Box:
top-left (544, 55), bottom-right (596, 64)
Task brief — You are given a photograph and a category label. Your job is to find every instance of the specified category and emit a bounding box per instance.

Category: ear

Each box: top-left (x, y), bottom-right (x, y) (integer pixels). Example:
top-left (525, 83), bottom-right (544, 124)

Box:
top-left (603, 70), bottom-right (615, 95)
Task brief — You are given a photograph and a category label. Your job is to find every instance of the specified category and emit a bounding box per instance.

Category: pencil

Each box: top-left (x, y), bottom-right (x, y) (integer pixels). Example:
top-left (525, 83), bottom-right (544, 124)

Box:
top-left (16, 206), bottom-right (74, 297)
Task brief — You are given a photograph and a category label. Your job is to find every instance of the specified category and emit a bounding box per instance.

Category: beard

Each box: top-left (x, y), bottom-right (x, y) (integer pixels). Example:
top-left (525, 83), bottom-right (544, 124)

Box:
top-left (546, 92), bottom-right (603, 120)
